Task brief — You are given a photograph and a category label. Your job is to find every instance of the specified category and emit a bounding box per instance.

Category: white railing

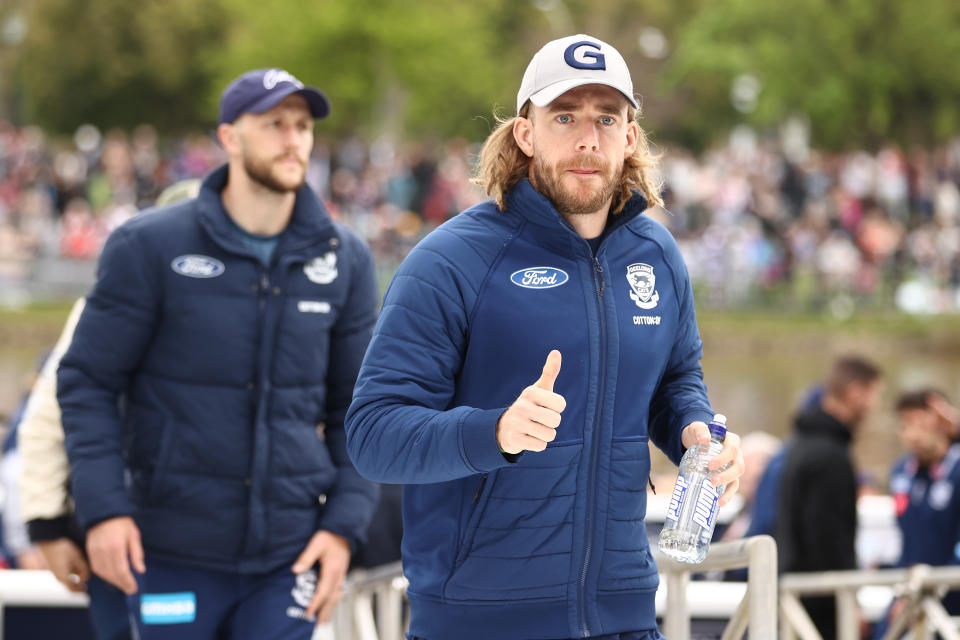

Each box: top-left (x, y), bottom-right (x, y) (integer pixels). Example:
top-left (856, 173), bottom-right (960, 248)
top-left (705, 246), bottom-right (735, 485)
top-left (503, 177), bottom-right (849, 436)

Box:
top-left (780, 564), bottom-right (960, 640)
top-left (6, 551), bottom-right (960, 640)
top-left (655, 535), bottom-right (779, 640)
top-left (0, 570), bottom-right (89, 640)
top-left (322, 561), bottom-right (407, 640)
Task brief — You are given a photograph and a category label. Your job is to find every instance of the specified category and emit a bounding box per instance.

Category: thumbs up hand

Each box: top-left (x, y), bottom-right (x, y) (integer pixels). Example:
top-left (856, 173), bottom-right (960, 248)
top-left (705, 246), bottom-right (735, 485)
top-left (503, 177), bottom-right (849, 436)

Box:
top-left (496, 350), bottom-right (567, 454)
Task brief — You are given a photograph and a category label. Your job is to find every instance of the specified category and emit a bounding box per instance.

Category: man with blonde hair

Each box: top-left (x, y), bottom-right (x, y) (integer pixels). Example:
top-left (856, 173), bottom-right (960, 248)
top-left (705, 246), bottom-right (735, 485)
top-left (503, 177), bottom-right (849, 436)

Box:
top-left (346, 34), bottom-right (743, 640)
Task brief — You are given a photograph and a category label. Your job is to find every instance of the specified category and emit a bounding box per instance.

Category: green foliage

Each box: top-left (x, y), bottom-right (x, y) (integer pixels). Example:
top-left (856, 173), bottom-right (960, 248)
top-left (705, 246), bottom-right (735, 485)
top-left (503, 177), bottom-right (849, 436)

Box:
top-left (213, 0), bottom-right (537, 140)
top-left (13, 0), bottom-right (960, 147)
top-left (665, 0), bottom-right (960, 149)
top-left (15, 0), bottom-right (228, 132)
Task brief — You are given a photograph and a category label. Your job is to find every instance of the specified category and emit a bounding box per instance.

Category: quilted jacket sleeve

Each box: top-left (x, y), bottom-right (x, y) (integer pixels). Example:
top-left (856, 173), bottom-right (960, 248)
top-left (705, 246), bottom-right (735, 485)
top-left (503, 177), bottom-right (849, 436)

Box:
top-left (58, 226), bottom-right (160, 530)
top-left (345, 225), bottom-right (515, 484)
top-left (647, 239), bottom-right (714, 466)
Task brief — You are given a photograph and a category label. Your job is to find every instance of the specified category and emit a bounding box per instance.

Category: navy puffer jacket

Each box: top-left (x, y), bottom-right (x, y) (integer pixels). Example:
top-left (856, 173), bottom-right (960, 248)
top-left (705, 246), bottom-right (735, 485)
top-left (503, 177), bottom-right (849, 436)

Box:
top-left (59, 165), bottom-right (379, 574)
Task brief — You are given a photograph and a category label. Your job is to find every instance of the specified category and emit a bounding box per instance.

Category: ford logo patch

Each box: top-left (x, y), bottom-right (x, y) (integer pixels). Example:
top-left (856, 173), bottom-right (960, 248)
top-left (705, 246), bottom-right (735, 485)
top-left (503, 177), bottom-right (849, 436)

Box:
top-left (510, 266), bottom-right (569, 289)
top-left (171, 255), bottom-right (225, 278)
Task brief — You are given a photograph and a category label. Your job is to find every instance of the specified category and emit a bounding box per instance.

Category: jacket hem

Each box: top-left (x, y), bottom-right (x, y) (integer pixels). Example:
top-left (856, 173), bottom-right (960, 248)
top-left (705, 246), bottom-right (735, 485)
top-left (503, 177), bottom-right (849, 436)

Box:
top-left (408, 589), bottom-right (658, 640)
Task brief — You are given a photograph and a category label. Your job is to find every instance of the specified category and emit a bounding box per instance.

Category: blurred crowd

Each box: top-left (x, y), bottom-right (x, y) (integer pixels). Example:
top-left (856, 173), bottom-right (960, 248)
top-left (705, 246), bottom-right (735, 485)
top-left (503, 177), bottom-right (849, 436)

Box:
top-left (663, 131), bottom-right (960, 313)
top-left (2, 119), bottom-right (960, 313)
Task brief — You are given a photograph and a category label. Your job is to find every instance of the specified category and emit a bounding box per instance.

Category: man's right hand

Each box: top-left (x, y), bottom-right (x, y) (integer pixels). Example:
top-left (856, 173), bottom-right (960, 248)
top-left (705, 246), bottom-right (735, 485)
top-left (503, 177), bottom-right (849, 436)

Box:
top-left (497, 350), bottom-right (566, 454)
top-left (37, 538), bottom-right (89, 593)
top-left (86, 516), bottom-right (146, 595)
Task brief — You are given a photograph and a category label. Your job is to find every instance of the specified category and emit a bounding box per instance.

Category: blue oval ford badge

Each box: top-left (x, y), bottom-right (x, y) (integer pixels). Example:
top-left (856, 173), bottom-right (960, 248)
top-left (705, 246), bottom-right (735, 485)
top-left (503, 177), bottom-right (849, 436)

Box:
top-left (510, 266), bottom-right (569, 289)
top-left (171, 255), bottom-right (225, 278)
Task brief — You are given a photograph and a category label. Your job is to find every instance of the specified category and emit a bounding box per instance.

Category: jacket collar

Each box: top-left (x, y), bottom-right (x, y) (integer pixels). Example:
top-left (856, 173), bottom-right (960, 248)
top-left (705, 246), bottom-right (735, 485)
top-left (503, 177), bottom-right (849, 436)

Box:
top-left (504, 178), bottom-right (650, 256)
top-left (196, 164), bottom-right (339, 259)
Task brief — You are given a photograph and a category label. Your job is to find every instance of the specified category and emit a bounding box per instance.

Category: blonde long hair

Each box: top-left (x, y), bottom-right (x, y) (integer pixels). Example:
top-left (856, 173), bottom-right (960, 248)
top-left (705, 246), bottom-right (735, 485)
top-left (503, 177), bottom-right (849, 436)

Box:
top-left (474, 102), bottom-right (664, 214)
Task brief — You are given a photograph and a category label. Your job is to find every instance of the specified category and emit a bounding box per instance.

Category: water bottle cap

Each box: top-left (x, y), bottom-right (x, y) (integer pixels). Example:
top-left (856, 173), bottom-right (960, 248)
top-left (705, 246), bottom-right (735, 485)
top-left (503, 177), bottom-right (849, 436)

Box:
top-left (708, 414), bottom-right (727, 439)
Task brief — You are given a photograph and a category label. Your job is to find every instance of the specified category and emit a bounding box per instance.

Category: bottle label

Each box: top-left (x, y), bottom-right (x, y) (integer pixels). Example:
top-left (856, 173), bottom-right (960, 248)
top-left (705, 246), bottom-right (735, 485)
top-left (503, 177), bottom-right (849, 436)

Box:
top-left (665, 475), bottom-right (688, 522)
top-left (692, 478), bottom-right (719, 530)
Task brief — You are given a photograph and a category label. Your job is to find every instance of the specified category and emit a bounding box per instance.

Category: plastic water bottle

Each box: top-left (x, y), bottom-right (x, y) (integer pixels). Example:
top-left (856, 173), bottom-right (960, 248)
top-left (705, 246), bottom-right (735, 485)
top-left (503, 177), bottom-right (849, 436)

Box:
top-left (658, 414), bottom-right (729, 563)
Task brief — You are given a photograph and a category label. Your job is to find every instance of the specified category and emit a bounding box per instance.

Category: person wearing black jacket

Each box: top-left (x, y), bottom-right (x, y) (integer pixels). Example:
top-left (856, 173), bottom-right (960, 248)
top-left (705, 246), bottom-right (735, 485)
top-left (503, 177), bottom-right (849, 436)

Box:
top-left (775, 355), bottom-right (882, 640)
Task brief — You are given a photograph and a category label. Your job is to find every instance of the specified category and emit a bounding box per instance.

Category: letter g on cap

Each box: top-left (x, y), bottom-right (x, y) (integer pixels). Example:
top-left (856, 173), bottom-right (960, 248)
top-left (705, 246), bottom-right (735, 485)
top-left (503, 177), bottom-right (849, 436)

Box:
top-left (563, 41), bottom-right (606, 70)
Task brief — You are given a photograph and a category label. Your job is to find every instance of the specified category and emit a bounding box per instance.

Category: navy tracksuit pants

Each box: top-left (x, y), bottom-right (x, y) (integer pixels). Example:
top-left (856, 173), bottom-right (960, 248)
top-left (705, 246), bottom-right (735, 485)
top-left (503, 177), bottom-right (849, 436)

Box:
top-left (128, 559), bottom-right (317, 640)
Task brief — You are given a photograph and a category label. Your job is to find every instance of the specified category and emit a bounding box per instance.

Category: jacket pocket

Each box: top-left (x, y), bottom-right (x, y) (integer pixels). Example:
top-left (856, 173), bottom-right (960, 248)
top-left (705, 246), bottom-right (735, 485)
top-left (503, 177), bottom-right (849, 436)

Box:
top-left (452, 471), bottom-right (498, 569)
top-left (598, 437), bottom-right (659, 592)
top-left (444, 443), bottom-right (580, 602)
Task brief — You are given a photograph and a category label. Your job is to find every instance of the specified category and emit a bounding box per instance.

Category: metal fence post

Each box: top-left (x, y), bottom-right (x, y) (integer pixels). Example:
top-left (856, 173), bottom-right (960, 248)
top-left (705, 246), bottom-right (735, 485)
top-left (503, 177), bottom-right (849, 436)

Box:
top-left (747, 535), bottom-right (778, 639)
top-left (664, 570), bottom-right (691, 640)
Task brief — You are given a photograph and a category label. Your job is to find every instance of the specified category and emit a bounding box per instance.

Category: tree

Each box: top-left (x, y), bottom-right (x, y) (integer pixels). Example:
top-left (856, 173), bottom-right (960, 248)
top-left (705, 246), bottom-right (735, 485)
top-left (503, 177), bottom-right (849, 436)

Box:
top-left (664, 0), bottom-right (960, 149)
top-left (15, 0), bottom-right (227, 132)
top-left (214, 0), bottom-right (537, 140)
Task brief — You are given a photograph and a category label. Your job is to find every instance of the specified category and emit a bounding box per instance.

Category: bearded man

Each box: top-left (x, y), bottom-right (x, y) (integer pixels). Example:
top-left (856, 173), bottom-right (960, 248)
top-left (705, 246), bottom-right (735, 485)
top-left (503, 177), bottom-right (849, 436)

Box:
top-left (346, 35), bottom-right (744, 640)
top-left (58, 68), bottom-right (379, 640)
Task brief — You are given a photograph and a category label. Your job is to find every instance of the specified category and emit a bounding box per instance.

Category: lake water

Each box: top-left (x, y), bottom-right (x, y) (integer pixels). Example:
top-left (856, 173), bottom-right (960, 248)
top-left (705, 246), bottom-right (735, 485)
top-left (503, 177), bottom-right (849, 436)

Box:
top-left (2, 308), bottom-right (959, 488)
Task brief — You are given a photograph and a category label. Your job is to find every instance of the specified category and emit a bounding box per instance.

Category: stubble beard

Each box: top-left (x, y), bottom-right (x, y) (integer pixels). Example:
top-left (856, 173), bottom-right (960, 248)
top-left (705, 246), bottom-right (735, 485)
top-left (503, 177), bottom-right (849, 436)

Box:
top-left (243, 153), bottom-right (307, 194)
top-left (531, 153), bottom-right (621, 217)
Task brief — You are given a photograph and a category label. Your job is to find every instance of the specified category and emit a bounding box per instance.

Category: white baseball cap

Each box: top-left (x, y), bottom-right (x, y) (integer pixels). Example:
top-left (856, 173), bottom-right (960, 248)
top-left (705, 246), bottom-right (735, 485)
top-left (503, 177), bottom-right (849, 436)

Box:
top-left (517, 34), bottom-right (638, 114)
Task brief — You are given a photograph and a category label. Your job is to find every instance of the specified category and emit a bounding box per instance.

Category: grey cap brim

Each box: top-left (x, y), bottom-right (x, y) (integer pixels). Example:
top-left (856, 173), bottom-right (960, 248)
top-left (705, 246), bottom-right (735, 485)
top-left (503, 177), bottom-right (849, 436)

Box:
top-left (526, 78), bottom-right (639, 112)
top-left (243, 85), bottom-right (331, 120)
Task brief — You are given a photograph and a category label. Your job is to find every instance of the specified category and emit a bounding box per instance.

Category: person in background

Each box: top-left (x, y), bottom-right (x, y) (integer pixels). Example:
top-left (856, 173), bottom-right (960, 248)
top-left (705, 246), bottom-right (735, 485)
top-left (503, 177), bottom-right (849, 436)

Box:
top-left (57, 69), bottom-right (379, 640)
top-left (775, 355), bottom-right (883, 640)
top-left (346, 34), bottom-right (744, 640)
top-left (719, 430), bottom-right (781, 543)
top-left (1, 359), bottom-right (49, 572)
top-left (17, 181), bottom-right (201, 640)
top-left (873, 389), bottom-right (960, 637)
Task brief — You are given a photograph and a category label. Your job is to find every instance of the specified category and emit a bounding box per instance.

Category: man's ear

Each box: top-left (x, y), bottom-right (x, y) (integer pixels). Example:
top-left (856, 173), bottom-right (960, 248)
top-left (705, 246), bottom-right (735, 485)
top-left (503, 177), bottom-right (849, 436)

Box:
top-left (217, 123), bottom-right (239, 155)
top-left (624, 120), bottom-right (639, 158)
top-left (513, 116), bottom-right (535, 158)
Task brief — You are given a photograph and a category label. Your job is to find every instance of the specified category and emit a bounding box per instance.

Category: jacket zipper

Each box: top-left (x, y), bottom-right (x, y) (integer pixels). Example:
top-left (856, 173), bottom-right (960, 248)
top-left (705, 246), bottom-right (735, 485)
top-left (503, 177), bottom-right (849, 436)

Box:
top-left (579, 256), bottom-right (606, 638)
top-left (473, 473), bottom-right (488, 503)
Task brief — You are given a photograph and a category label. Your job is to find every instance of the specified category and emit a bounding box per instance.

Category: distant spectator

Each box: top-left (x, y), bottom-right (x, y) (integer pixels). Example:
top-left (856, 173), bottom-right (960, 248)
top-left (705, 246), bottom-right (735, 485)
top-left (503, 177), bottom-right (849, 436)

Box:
top-left (775, 355), bottom-right (883, 640)
top-left (720, 431), bottom-right (782, 543)
top-left (872, 389), bottom-right (960, 638)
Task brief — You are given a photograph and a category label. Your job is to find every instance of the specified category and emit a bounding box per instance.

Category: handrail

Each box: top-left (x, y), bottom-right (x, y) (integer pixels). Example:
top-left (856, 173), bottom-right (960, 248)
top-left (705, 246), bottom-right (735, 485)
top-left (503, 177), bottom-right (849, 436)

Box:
top-left (654, 534), bottom-right (779, 640)
top-left (780, 564), bottom-right (960, 640)
top-left (4, 552), bottom-right (960, 640)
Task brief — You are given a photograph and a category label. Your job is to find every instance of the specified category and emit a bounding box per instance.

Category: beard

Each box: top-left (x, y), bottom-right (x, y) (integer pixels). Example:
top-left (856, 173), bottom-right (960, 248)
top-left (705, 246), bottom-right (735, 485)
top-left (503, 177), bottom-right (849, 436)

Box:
top-left (243, 152), bottom-right (307, 194)
top-left (531, 152), bottom-right (621, 216)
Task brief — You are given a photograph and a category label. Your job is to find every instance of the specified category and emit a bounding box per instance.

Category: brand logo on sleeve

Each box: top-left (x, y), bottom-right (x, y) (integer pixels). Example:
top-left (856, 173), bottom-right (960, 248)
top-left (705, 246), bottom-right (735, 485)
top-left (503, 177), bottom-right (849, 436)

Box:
top-left (304, 252), bottom-right (338, 284)
top-left (510, 267), bottom-right (569, 289)
top-left (626, 263), bottom-right (659, 309)
top-left (171, 255), bottom-right (225, 278)
top-left (140, 592), bottom-right (197, 625)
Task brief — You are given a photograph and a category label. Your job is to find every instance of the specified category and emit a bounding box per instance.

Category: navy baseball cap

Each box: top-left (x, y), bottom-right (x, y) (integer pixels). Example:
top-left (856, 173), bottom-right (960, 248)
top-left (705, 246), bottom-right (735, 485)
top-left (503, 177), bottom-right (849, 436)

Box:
top-left (218, 68), bottom-right (330, 124)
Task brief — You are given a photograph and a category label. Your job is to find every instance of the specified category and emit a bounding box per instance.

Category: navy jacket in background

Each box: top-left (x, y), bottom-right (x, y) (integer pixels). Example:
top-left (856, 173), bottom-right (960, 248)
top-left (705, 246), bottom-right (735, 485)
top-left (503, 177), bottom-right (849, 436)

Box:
top-left (890, 443), bottom-right (960, 568)
top-left (890, 443), bottom-right (960, 615)
top-left (58, 165), bottom-right (380, 574)
top-left (346, 179), bottom-right (713, 640)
